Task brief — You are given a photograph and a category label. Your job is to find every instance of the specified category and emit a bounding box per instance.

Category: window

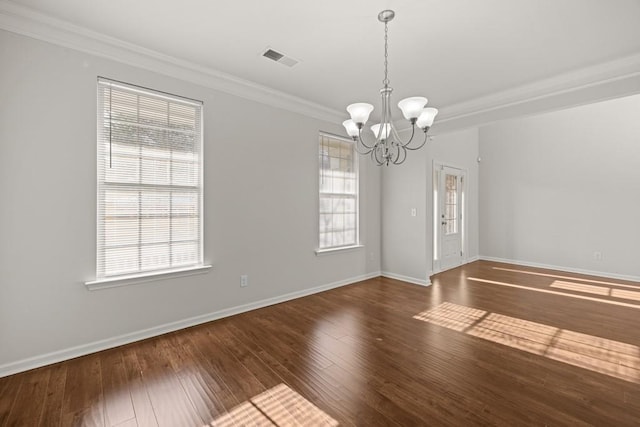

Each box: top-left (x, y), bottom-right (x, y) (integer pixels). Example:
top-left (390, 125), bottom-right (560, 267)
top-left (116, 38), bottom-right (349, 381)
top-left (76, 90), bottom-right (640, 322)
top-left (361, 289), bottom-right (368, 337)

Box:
top-left (318, 133), bottom-right (359, 250)
top-left (444, 173), bottom-right (458, 235)
top-left (95, 78), bottom-right (204, 281)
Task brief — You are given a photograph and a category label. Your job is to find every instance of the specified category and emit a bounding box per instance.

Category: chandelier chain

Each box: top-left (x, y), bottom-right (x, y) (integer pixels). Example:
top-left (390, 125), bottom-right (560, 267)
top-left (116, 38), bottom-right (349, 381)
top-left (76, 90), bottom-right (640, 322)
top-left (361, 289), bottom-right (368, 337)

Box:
top-left (383, 21), bottom-right (390, 87)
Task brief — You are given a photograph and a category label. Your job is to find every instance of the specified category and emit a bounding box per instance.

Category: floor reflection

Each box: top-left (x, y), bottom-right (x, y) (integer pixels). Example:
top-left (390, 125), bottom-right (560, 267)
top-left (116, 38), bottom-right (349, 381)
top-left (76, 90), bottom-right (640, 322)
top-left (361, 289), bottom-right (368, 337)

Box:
top-left (210, 383), bottom-right (338, 426)
top-left (414, 302), bottom-right (640, 384)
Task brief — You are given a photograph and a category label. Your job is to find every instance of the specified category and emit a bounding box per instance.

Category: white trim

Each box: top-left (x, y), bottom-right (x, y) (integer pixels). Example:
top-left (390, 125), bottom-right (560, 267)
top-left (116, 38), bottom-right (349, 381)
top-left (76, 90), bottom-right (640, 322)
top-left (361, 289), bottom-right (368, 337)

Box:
top-left (2, 1), bottom-right (640, 128)
top-left (318, 131), bottom-right (353, 142)
top-left (437, 52), bottom-right (640, 124)
top-left (0, 1), bottom-right (344, 124)
top-left (85, 265), bottom-right (213, 290)
top-left (431, 256), bottom-right (480, 276)
top-left (478, 256), bottom-right (640, 284)
top-left (315, 245), bottom-right (364, 256)
top-left (381, 271), bottom-right (431, 287)
top-left (0, 271), bottom-right (382, 378)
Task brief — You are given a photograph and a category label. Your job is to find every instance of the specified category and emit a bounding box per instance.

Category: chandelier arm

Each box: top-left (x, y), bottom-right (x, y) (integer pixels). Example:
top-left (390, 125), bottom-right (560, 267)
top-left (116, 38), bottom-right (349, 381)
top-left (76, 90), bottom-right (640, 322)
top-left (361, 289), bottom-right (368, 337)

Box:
top-left (392, 141), bottom-right (401, 164)
top-left (371, 144), bottom-right (384, 166)
top-left (404, 130), bottom-right (430, 151)
top-left (395, 123), bottom-right (417, 147)
top-left (354, 142), bottom-right (374, 155)
top-left (357, 129), bottom-right (376, 150)
top-left (389, 141), bottom-right (398, 164)
top-left (392, 145), bottom-right (408, 165)
top-left (353, 130), bottom-right (374, 155)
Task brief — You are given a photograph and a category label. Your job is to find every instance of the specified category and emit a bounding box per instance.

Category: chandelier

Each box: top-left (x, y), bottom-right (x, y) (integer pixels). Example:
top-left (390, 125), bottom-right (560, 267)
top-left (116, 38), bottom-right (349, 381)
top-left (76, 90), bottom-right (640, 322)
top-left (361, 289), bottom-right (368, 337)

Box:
top-left (342, 10), bottom-right (438, 166)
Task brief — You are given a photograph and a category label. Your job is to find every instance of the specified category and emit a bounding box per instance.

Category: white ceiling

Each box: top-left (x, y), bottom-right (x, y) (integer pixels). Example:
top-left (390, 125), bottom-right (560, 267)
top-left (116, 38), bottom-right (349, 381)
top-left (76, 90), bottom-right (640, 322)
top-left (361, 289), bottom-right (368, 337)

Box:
top-left (5, 0), bottom-right (640, 120)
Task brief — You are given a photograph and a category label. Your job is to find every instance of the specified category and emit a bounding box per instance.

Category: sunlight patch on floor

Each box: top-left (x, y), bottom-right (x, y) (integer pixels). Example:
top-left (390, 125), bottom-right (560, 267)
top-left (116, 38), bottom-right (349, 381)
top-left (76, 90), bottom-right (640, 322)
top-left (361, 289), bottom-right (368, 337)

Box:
top-left (413, 302), bottom-right (486, 331)
top-left (550, 280), bottom-right (610, 295)
top-left (414, 302), bottom-right (640, 384)
top-left (548, 280), bottom-right (640, 303)
top-left (492, 266), bottom-right (640, 289)
top-left (210, 383), bottom-right (338, 426)
top-left (467, 277), bottom-right (640, 310)
top-left (611, 288), bottom-right (640, 302)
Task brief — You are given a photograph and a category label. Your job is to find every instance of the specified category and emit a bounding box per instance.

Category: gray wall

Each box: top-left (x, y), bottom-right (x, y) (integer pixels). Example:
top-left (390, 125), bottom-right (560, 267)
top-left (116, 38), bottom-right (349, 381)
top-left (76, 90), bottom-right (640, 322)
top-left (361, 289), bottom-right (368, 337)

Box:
top-left (0, 30), bottom-right (381, 372)
top-left (3, 26), bottom-right (639, 376)
top-left (479, 94), bottom-right (640, 279)
top-left (382, 128), bottom-right (480, 283)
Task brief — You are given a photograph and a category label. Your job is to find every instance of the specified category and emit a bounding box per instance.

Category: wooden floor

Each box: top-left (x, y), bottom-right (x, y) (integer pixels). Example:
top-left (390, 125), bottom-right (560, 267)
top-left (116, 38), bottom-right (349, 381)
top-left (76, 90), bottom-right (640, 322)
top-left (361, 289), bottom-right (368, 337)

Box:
top-left (2, 260), bottom-right (640, 426)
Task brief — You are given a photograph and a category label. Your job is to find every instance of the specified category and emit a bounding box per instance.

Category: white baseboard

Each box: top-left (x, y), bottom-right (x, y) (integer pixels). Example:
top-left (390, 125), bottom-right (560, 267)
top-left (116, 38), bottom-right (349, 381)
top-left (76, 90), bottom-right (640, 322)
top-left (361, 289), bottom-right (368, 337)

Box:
top-left (0, 271), bottom-right (381, 378)
top-left (479, 256), bottom-right (640, 283)
top-left (381, 271), bottom-right (431, 287)
top-left (430, 255), bottom-right (481, 276)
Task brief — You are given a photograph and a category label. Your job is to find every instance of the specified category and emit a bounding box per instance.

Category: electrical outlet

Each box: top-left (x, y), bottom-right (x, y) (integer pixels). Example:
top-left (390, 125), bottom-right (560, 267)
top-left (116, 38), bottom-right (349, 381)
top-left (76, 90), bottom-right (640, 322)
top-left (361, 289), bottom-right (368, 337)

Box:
top-left (593, 252), bottom-right (602, 261)
top-left (240, 275), bottom-right (248, 287)
top-left (411, 208), bottom-right (417, 217)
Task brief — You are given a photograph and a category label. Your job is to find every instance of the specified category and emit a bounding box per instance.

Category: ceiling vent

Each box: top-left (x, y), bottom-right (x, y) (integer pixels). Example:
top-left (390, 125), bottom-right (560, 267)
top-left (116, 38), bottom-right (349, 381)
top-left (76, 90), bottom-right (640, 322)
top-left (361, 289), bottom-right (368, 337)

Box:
top-left (262, 48), bottom-right (299, 68)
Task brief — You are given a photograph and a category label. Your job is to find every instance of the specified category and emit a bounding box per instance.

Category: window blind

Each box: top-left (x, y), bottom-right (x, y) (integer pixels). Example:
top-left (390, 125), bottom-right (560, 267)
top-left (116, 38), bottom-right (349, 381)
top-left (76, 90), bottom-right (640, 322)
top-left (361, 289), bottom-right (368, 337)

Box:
top-left (318, 133), bottom-right (359, 249)
top-left (96, 78), bottom-right (203, 279)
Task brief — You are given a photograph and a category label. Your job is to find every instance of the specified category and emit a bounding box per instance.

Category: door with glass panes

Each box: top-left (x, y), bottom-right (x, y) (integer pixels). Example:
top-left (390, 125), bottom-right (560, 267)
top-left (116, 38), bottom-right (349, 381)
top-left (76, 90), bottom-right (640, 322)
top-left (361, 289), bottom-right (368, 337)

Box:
top-left (438, 166), bottom-right (464, 271)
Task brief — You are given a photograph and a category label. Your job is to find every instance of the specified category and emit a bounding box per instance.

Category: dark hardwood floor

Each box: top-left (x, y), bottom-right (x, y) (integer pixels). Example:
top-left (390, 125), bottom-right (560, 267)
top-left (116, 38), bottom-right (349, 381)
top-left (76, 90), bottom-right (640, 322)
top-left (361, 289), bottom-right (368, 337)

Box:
top-left (1, 260), bottom-right (640, 426)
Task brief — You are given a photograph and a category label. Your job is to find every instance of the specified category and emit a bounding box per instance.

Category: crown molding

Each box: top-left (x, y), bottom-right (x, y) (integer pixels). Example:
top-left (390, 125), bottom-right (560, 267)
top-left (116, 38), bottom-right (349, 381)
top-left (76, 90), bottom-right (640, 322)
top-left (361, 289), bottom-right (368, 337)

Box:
top-left (2, 0), bottom-right (639, 130)
top-left (393, 51), bottom-right (640, 135)
top-left (0, 0), bottom-right (345, 124)
top-left (437, 52), bottom-right (640, 123)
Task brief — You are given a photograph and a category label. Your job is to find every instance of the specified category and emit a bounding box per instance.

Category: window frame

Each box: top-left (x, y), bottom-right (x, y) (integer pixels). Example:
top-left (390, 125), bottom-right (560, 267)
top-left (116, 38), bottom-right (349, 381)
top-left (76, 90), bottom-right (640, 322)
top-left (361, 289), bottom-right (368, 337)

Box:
top-left (316, 132), bottom-right (362, 255)
top-left (86, 77), bottom-right (209, 289)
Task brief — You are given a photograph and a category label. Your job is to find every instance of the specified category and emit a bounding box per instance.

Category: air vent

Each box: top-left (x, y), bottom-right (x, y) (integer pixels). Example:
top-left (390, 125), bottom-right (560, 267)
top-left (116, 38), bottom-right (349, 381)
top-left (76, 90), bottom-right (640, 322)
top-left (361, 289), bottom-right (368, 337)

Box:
top-left (263, 49), bottom-right (284, 61)
top-left (261, 48), bottom-right (299, 68)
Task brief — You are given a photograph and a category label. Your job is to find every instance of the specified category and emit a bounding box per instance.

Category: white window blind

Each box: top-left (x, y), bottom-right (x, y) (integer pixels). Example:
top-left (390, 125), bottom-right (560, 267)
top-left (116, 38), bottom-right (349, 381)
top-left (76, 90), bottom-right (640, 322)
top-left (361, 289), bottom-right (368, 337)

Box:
top-left (96, 78), bottom-right (203, 279)
top-left (318, 133), bottom-right (359, 250)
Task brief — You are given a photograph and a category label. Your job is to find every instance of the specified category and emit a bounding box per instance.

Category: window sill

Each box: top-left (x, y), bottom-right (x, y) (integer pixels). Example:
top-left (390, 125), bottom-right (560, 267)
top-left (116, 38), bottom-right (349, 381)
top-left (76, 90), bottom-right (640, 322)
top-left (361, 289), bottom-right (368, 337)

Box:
top-left (315, 245), bottom-right (364, 256)
top-left (85, 264), bottom-right (212, 291)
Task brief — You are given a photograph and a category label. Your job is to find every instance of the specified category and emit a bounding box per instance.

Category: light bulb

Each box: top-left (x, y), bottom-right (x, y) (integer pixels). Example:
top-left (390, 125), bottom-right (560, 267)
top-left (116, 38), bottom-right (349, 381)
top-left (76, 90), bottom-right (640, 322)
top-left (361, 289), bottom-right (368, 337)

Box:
top-left (416, 107), bottom-right (438, 129)
top-left (398, 97), bottom-right (428, 120)
top-left (342, 119), bottom-right (360, 138)
top-left (346, 103), bottom-right (374, 125)
top-left (371, 123), bottom-right (391, 139)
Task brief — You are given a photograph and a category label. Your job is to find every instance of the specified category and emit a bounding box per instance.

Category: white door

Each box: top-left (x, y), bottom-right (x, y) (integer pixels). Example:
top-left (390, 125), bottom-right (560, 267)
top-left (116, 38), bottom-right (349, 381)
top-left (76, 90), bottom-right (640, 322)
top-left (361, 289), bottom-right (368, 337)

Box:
top-left (437, 166), bottom-right (464, 271)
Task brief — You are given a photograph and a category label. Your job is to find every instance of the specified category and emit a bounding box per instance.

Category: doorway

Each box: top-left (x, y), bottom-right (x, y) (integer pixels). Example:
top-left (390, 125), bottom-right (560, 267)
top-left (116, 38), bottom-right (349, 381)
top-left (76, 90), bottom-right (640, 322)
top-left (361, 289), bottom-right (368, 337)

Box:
top-left (433, 163), bottom-right (466, 273)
